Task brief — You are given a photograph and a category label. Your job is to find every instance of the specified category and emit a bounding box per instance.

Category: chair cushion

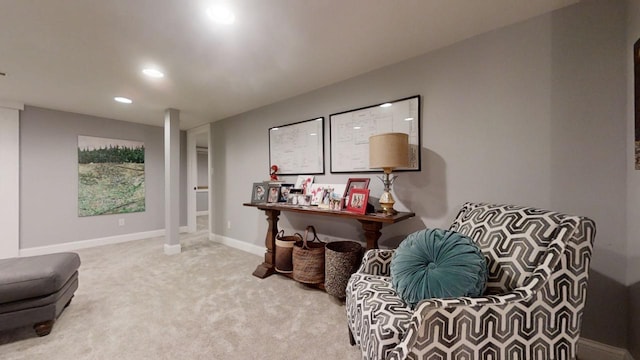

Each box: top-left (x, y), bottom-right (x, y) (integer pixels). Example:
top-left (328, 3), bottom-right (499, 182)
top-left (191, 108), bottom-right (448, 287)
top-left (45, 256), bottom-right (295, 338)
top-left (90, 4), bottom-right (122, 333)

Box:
top-left (390, 229), bottom-right (487, 306)
top-left (0, 252), bottom-right (81, 303)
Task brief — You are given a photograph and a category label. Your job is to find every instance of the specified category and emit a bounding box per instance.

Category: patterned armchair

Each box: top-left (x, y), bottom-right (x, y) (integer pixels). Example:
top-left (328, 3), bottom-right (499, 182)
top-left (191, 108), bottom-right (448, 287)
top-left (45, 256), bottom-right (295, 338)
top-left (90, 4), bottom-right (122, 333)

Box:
top-left (346, 202), bottom-right (596, 360)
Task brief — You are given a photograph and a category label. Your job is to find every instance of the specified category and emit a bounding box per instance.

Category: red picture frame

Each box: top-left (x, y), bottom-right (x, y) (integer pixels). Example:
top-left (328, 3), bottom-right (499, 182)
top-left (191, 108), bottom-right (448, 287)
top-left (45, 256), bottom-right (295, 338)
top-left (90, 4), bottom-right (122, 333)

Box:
top-left (346, 188), bottom-right (369, 214)
top-left (343, 178), bottom-right (370, 209)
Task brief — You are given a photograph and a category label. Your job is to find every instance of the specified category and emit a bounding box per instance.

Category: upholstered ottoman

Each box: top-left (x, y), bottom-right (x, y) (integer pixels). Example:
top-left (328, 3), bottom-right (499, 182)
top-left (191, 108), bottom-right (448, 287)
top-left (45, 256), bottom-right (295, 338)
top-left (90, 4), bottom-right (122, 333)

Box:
top-left (0, 252), bottom-right (80, 336)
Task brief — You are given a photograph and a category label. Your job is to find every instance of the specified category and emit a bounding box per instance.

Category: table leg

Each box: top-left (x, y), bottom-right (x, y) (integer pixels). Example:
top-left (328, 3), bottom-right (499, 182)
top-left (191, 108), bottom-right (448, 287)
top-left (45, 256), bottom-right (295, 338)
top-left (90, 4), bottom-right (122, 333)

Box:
top-left (252, 209), bottom-right (280, 278)
top-left (359, 220), bottom-right (383, 250)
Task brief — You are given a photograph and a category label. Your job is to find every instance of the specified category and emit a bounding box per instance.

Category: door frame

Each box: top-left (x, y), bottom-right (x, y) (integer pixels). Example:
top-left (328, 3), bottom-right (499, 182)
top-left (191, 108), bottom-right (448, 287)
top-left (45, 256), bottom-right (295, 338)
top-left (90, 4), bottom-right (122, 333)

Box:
top-left (186, 125), bottom-right (210, 233)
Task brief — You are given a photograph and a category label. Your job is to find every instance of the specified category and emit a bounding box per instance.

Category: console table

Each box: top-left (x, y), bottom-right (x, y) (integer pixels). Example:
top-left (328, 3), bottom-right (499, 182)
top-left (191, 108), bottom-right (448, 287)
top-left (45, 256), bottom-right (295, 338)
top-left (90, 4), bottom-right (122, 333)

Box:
top-left (243, 203), bottom-right (414, 279)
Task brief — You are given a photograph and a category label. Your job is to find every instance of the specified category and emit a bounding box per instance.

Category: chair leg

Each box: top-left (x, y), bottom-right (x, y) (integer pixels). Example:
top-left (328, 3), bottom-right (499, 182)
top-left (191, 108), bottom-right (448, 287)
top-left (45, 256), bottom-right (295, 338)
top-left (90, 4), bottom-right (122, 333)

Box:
top-left (348, 325), bottom-right (356, 346)
top-left (34, 320), bottom-right (55, 336)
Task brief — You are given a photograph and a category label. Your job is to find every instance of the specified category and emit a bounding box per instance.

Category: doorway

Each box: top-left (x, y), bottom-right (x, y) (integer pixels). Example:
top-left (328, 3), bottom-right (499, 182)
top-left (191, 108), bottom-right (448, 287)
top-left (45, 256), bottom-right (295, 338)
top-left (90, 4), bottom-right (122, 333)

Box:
top-left (187, 125), bottom-right (211, 234)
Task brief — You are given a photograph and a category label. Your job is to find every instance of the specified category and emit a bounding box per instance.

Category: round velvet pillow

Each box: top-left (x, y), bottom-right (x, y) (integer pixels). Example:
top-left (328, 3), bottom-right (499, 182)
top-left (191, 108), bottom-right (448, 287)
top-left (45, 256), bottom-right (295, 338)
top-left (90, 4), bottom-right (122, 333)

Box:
top-left (390, 228), bottom-right (487, 307)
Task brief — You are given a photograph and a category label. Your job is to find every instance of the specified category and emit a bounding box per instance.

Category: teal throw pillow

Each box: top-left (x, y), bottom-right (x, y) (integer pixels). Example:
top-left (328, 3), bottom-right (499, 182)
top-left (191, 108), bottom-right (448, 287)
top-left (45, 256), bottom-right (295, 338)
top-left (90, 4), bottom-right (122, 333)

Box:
top-left (390, 228), bottom-right (487, 307)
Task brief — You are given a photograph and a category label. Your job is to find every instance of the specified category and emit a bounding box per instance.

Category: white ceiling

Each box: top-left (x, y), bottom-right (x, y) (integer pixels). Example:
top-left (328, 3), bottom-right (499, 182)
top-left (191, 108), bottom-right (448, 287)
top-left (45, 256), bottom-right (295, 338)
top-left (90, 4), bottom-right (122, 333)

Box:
top-left (0, 0), bottom-right (578, 130)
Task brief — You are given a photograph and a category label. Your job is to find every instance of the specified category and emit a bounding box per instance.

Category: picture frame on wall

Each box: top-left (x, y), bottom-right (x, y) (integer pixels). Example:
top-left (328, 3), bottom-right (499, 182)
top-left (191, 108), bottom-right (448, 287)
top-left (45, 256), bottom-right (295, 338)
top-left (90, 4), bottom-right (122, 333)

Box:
top-left (343, 178), bottom-right (370, 208)
top-left (346, 188), bottom-right (369, 215)
top-left (251, 182), bottom-right (267, 204)
top-left (329, 95), bottom-right (421, 173)
top-left (267, 184), bottom-right (281, 203)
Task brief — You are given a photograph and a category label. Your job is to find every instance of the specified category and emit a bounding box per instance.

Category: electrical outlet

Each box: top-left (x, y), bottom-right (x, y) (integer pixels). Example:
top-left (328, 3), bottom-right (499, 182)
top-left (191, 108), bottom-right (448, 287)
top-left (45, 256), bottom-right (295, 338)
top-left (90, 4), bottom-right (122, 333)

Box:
top-left (118, 218), bottom-right (125, 226)
top-left (227, 220), bottom-right (231, 229)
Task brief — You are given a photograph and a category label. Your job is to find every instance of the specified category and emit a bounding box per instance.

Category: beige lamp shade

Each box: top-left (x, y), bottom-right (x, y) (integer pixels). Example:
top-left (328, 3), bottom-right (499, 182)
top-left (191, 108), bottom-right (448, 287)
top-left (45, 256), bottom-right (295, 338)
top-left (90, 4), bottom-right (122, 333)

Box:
top-left (369, 132), bottom-right (410, 169)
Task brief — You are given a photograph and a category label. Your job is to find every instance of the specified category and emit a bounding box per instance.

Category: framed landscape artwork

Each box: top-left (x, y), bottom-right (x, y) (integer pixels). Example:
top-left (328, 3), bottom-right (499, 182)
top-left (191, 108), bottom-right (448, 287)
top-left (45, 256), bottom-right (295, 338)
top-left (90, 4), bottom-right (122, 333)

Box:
top-left (78, 136), bottom-right (145, 217)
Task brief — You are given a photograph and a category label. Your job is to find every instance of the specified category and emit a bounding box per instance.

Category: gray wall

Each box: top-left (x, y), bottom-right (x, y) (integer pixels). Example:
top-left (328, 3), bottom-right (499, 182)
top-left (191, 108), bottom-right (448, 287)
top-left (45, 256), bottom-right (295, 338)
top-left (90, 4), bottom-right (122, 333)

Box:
top-left (211, 0), bottom-right (629, 349)
top-left (20, 106), bottom-right (187, 249)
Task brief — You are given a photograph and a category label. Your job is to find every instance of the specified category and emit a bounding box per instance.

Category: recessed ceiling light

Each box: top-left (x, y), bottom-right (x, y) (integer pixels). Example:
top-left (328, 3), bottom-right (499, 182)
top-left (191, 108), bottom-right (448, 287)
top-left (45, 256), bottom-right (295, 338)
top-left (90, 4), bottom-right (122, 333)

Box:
top-left (207, 5), bottom-right (235, 24)
top-left (379, 103), bottom-right (392, 108)
top-left (404, 117), bottom-right (414, 121)
top-left (353, 126), bottom-right (361, 130)
top-left (142, 68), bottom-right (164, 78)
top-left (114, 96), bottom-right (133, 104)
top-left (309, 133), bottom-right (317, 136)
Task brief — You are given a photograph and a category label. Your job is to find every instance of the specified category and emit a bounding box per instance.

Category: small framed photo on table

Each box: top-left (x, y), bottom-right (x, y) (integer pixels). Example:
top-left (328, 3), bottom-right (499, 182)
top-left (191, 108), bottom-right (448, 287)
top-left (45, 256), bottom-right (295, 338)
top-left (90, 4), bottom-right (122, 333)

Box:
top-left (346, 188), bottom-right (369, 215)
top-left (267, 184), bottom-right (281, 203)
top-left (278, 183), bottom-right (294, 202)
top-left (343, 178), bottom-right (370, 209)
top-left (251, 182), bottom-right (267, 204)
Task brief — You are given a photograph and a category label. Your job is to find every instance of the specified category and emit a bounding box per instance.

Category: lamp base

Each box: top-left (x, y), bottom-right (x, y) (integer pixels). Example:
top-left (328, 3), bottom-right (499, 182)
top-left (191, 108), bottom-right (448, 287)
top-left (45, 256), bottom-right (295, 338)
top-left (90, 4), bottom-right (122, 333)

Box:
top-left (379, 190), bottom-right (397, 216)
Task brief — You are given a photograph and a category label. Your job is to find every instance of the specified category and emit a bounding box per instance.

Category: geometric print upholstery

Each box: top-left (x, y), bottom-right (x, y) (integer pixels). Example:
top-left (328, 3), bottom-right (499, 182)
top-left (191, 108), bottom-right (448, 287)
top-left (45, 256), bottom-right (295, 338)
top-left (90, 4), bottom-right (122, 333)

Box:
top-left (449, 203), bottom-right (565, 294)
top-left (346, 202), bottom-right (596, 360)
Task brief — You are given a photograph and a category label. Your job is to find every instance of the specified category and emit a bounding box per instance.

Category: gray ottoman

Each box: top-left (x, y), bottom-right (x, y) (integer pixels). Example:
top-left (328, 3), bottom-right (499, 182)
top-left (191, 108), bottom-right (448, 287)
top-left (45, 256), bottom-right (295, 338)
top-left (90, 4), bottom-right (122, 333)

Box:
top-left (0, 252), bottom-right (80, 336)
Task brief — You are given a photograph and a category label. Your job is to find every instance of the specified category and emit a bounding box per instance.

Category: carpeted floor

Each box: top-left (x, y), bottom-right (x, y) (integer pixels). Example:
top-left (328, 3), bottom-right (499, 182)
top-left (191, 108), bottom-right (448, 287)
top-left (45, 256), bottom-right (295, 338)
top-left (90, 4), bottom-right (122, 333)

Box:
top-left (0, 223), bottom-right (362, 360)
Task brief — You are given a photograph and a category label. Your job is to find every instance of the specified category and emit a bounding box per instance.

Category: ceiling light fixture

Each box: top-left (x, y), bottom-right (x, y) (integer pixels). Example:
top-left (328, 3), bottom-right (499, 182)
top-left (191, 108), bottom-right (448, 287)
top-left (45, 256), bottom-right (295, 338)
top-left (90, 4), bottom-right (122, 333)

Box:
top-left (114, 96), bottom-right (133, 104)
top-left (380, 103), bottom-right (392, 108)
top-left (142, 68), bottom-right (164, 78)
top-left (207, 5), bottom-right (235, 24)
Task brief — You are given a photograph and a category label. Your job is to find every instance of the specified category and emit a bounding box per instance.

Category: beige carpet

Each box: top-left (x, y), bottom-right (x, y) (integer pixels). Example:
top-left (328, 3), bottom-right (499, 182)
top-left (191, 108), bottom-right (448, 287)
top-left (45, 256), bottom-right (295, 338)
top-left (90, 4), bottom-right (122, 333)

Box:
top-left (0, 227), bottom-right (362, 360)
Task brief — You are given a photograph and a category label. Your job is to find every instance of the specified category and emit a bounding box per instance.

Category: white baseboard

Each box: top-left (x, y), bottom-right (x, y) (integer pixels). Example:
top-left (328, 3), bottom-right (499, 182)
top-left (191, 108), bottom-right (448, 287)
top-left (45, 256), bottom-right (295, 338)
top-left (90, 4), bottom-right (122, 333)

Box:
top-left (20, 227), bottom-right (190, 257)
top-left (163, 243), bottom-right (182, 255)
top-left (578, 338), bottom-right (634, 360)
top-left (209, 233), bottom-right (264, 257)
top-left (196, 211), bottom-right (209, 216)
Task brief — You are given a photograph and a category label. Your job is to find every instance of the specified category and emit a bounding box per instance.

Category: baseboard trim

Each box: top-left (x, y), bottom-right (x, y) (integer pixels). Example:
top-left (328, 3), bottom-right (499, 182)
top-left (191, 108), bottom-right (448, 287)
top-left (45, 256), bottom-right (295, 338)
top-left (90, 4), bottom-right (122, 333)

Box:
top-left (578, 338), bottom-right (634, 360)
top-left (20, 227), bottom-right (190, 257)
top-left (210, 233), bottom-right (264, 257)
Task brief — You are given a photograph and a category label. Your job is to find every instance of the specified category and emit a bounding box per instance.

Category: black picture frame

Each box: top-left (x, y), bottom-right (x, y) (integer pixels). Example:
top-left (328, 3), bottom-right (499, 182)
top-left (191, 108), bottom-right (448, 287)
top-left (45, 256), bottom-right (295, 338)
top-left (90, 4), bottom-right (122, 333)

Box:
top-left (278, 183), bottom-right (294, 202)
top-left (329, 95), bottom-right (421, 173)
top-left (269, 117), bottom-right (325, 175)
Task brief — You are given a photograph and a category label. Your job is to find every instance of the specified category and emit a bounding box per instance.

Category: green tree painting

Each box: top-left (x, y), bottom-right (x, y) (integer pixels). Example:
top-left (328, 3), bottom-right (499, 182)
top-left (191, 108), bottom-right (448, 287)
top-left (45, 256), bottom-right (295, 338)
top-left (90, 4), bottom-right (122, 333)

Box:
top-left (78, 136), bottom-right (145, 217)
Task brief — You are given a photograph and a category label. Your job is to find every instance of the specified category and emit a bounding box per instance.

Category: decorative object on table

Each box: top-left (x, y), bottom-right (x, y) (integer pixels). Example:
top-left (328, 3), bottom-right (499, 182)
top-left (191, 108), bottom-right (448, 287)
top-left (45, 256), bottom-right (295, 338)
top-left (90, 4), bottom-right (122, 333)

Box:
top-left (294, 175), bottom-right (315, 194)
top-left (292, 225), bottom-right (326, 284)
top-left (329, 95), bottom-right (420, 173)
top-left (269, 117), bottom-right (324, 175)
top-left (309, 183), bottom-right (346, 207)
top-left (346, 188), bottom-right (369, 215)
top-left (325, 241), bottom-right (362, 299)
top-left (278, 183), bottom-right (294, 202)
top-left (329, 196), bottom-right (344, 211)
top-left (270, 164), bottom-right (279, 181)
top-left (369, 132), bottom-right (409, 215)
top-left (297, 194), bottom-right (312, 206)
top-left (250, 182), bottom-right (267, 203)
top-left (343, 178), bottom-right (370, 209)
top-left (390, 228), bottom-right (487, 307)
top-left (267, 184), bottom-right (280, 203)
top-left (275, 230), bottom-right (303, 274)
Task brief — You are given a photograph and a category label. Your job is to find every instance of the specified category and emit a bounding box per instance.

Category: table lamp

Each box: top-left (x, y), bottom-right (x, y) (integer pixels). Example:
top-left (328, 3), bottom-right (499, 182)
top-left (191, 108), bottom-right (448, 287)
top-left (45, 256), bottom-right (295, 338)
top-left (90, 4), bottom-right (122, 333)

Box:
top-left (369, 133), bottom-right (409, 215)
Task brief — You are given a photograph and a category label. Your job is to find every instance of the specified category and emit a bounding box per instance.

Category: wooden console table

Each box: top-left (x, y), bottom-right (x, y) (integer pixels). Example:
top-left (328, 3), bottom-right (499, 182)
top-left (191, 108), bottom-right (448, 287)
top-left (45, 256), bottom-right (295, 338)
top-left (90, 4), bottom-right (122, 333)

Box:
top-left (243, 203), bottom-right (415, 279)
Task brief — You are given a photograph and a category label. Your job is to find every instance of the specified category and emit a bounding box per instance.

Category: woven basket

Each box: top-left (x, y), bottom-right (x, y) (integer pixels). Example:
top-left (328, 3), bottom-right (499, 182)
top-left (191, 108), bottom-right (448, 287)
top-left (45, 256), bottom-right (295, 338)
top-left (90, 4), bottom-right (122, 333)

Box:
top-left (292, 225), bottom-right (326, 284)
top-left (275, 230), bottom-right (302, 274)
top-left (325, 241), bottom-right (363, 298)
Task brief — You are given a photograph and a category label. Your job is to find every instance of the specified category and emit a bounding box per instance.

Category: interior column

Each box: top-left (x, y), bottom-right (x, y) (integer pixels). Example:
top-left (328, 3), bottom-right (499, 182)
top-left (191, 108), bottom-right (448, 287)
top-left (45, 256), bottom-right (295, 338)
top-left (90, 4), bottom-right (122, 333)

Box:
top-left (164, 108), bottom-right (181, 255)
top-left (0, 102), bottom-right (22, 259)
